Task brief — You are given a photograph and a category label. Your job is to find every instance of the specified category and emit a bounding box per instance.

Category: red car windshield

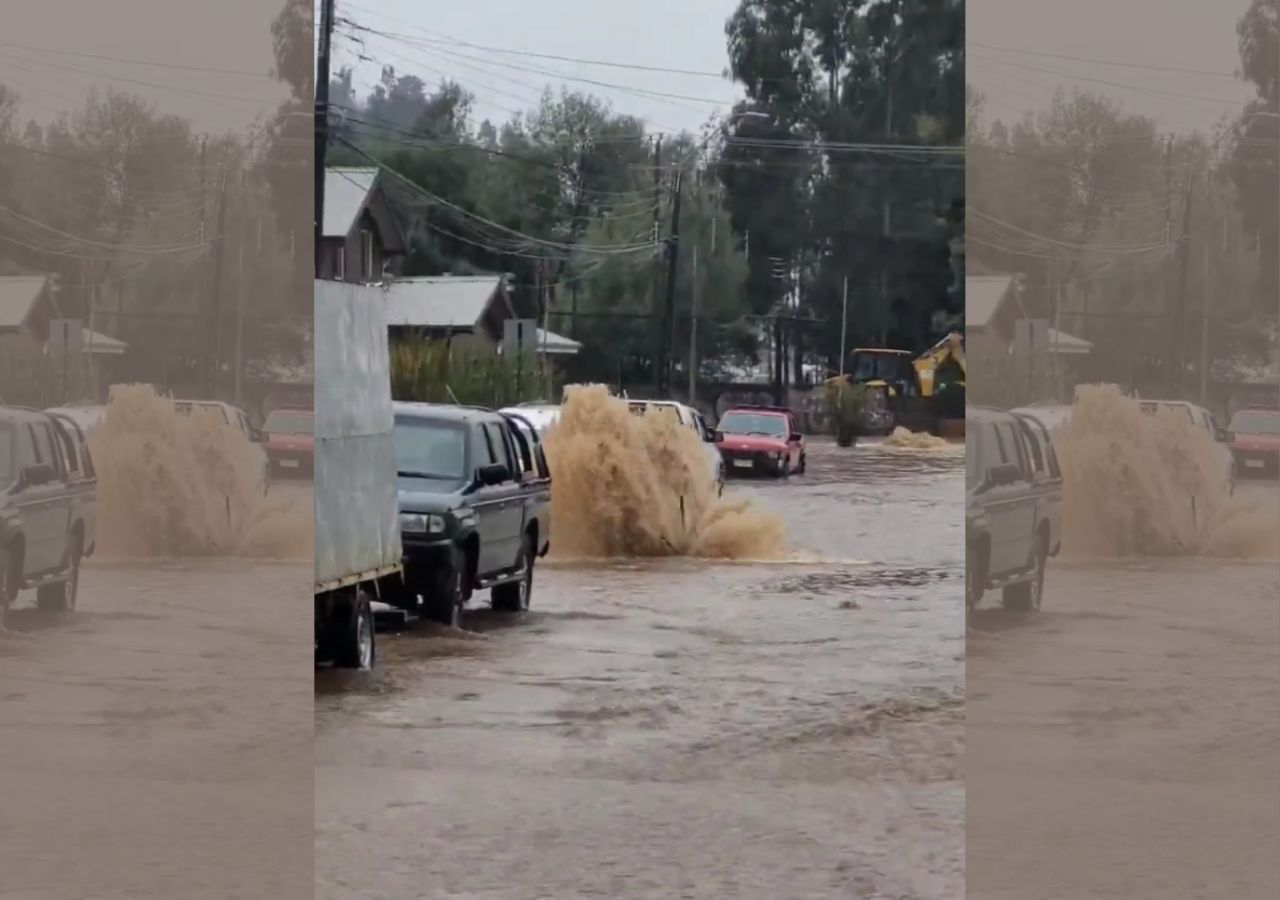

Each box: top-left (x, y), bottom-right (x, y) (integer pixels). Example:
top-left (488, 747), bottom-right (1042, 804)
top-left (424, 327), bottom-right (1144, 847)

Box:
top-left (1228, 411), bottom-right (1280, 436)
top-left (719, 412), bottom-right (788, 437)
top-left (264, 410), bottom-right (313, 435)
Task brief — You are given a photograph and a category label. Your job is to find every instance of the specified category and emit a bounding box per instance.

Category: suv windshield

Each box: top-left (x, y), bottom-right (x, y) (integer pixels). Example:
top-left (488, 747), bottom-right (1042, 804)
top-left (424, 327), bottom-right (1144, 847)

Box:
top-left (264, 410), bottom-right (313, 434)
top-left (719, 412), bottom-right (787, 437)
top-left (0, 422), bottom-right (13, 489)
top-left (393, 417), bottom-right (468, 481)
top-left (1228, 411), bottom-right (1280, 435)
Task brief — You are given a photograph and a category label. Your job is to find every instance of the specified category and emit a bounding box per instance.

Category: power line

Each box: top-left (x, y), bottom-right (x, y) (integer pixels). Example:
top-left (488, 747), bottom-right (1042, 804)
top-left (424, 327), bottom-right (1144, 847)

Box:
top-left (0, 40), bottom-right (277, 79)
top-left (335, 140), bottom-right (662, 257)
top-left (971, 52), bottom-right (1247, 107)
top-left (970, 42), bottom-right (1240, 80)
top-left (0, 48), bottom-right (280, 107)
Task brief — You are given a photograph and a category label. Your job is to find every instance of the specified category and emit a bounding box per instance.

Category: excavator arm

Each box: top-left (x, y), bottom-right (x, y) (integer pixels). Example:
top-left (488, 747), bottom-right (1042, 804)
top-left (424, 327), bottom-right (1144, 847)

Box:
top-left (912, 332), bottom-right (965, 397)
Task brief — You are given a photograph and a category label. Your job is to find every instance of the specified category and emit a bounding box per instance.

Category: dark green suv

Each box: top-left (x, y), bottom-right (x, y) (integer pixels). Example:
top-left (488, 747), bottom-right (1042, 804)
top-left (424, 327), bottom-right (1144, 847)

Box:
top-left (392, 403), bottom-right (552, 626)
top-left (1, 406), bottom-right (97, 615)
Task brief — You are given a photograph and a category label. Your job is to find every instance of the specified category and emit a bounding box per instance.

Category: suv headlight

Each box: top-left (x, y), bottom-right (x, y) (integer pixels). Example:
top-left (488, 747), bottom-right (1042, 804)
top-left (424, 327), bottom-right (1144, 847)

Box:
top-left (400, 513), bottom-right (446, 535)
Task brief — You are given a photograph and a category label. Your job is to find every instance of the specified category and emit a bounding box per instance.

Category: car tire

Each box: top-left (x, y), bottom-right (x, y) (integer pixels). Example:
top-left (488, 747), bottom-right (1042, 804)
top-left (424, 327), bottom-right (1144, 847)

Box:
top-left (965, 542), bottom-right (986, 611)
top-left (797, 452), bottom-right (806, 475)
top-left (1003, 537), bottom-right (1047, 612)
top-left (423, 546), bottom-right (465, 627)
top-left (332, 590), bottom-right (375, 670)
top-left (37, 534), bottom-right (81, 613)
top-left (0, 544), bottom-right (16, 613)
top-left (492, 533), bottom-right (533, 613)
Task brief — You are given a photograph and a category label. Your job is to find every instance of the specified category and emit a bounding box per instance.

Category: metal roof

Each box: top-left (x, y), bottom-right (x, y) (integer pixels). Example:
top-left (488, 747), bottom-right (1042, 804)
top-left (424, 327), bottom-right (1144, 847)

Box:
top-left (1046, 327), bottom-right (1092, 355)
top-left (0, 276), bottom-right (47, 329)
top-left (323, 167), bottom-right (380, 239)
top-left (82, 328), bottom-right (127, 355)
top-left (966, 275), bottom-right (1021, 329)
top-left (383, 276), bottom-right (511, 329)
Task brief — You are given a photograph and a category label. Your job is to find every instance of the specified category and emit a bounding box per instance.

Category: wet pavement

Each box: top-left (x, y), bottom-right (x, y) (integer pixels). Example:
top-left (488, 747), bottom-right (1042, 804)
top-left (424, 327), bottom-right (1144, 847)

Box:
top-left (315, 436), bottom-right (965, 899)
top-left (968, 481), bottom-right (1280, 899)
top-left (0, 551), bottom-right (312, 898)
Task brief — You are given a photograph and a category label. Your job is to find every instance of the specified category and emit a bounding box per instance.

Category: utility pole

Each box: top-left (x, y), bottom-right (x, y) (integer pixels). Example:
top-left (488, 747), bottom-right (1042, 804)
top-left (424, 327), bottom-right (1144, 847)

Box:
top-left (234, 241), bottom-right (245, 407)
top-left (1199, 243), bottom-right (1210, 405)
top-left (649, 134), bottom-right (663, 394)
top-left (1172, 168), bottom-right (1194, 397)
top-left (206, 168), bottom-right (229, 397)
top-left (839, 275), bottom-right (849, 375)
top-left (315, 0), bottom-right (335, 272)
top-left (660, 167), bottom-right (684, 397)
top-left (688, 245), bottom-right (699, 404)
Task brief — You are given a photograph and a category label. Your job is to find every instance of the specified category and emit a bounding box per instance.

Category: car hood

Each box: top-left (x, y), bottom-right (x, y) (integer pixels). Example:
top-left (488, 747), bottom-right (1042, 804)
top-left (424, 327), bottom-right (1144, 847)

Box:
top-left (397, 477), bottom-right (466, 513)
top-left (1231, 433), bottom-right (1280, 451)
top-left (719, 434), bottom-right (788, 452)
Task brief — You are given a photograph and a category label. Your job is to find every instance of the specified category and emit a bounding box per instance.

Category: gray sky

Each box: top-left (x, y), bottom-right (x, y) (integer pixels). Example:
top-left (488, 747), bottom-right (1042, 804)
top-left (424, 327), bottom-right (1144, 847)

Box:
top-left (0, 0), bottom-right (288, 135)
top-left (330, 0), bottom-right (743, 136)
top-left (968, 0), bottom-right (1257, 136)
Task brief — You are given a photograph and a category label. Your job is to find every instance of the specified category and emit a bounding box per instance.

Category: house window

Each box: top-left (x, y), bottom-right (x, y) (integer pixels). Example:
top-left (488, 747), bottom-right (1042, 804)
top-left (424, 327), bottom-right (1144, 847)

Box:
top-left (361, 228), bottom-right (374, 280)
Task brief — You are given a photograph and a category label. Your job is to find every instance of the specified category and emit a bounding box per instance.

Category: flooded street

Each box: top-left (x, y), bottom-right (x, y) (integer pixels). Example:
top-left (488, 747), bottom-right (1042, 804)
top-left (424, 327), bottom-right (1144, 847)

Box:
top-left (0, 485), bottom-right (312, 900)
top-left (968, 481), bottom-right (1280, 899)
top-left (316, 436), bottom-right (965, 899)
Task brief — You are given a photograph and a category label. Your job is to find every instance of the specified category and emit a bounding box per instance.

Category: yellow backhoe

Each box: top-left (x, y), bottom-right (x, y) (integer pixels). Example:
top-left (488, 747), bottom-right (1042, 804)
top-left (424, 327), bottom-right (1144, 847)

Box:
top-left (839, 332), bottom-right (965, 434)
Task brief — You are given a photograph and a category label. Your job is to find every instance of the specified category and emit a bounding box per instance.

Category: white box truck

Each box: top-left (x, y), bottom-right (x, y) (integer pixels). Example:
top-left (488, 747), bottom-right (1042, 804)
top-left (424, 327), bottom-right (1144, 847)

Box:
top-left (314, 280), bottom-right (404, 669)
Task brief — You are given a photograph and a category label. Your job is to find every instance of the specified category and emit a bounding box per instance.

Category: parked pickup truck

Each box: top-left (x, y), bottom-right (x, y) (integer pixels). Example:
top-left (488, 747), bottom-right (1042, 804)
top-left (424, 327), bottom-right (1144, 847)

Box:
top-left (1, 405), bottom-right (97, 614)
top-left (966, 405), bottom-right (1062, 613)
top-left (393, 403), bottom-right (552, 627)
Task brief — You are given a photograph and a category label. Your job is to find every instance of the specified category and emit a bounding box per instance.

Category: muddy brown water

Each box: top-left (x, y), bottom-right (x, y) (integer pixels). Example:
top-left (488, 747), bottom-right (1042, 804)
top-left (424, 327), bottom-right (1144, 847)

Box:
top-left (315, 436), bottom-right (965, 899)
top-left (0, 556), bottom-right (313, 900)
top-left (967, 535), bottom-right (1280, 899)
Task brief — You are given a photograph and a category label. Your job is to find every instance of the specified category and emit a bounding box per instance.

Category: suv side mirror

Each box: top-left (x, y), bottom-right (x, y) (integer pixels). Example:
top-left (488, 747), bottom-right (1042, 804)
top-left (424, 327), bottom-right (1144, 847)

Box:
top-left (712, 430), bottom-right (724, 443)
top-left (250, 426), bottom-right (265, 443)
top-left (789, 432), bottom-right (803, 443)
top-left (20, 463), bottom-right (56, 488)
top-left (477, 463), bottom-right (509, 486)
top-left (1216, 427), bottom-right (1231, 442)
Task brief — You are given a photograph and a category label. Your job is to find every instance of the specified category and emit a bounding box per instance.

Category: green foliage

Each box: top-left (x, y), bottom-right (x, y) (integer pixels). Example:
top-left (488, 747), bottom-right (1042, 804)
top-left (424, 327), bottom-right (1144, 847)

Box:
top-left (966, 348), bottom-right (1061, 410)
top-left (0, 338), bottom-right (93, 408)
top-left (389, 337), bottom-right (546, 408)
top-left (1229, 0), bottom-right (1279, 310)
top-left (720, 0), bottom-right (964, 358)
top-left (824, 377), bottom-right (875, 443)
top-left (0, 1), bottom-right (308, 397)
top-left (968, 84), bottom-right (1269, 381)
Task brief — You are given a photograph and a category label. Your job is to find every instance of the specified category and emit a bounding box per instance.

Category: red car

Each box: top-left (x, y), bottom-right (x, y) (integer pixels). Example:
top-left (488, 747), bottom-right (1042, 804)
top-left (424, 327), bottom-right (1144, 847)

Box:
top-left (1227, 407), bottom-right (1280, 477)
top-left (714, 405), bottom-right (806, 477)
top-left (262, 407), bottom-right (314, 476)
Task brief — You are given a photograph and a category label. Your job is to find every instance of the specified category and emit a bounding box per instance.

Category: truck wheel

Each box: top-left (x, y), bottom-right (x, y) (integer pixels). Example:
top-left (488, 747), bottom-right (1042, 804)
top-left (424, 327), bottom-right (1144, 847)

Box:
top-left (1003, 539), bottom-right (1047, 612)
top-left (965, 542), bottom-right (986, 611)
top-left (37, 534), bottom-right (81, 613)
top-left (0, 545), bottom-right (15, 613)
top-left (492, 534), bottom-right (533, 613)
top-left (424, 547), bottom-right (465, 627)
top-left (333, 591), bottom-right (375, 670)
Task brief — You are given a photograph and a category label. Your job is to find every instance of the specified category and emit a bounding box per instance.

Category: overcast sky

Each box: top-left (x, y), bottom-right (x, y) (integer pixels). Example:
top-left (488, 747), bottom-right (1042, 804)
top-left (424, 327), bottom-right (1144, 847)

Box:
top-left (0, 0), bottom-right (287, 135)
top-left (967, 0), bottom-right (1257, 136)
top-left (330, 0), bottom-right (744, 136)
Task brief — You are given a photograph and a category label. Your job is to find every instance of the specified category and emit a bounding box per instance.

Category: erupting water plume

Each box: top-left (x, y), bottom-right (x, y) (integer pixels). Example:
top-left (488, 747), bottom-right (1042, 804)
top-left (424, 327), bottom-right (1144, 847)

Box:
top-left (87, 385), bottom-right (311, 559)
top-left (541, 385), bottom-right (786, 560)
top-left (884, 426), bottom-right (960, 452)
top-left (1055, 385), bottom-right (1279, 559)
